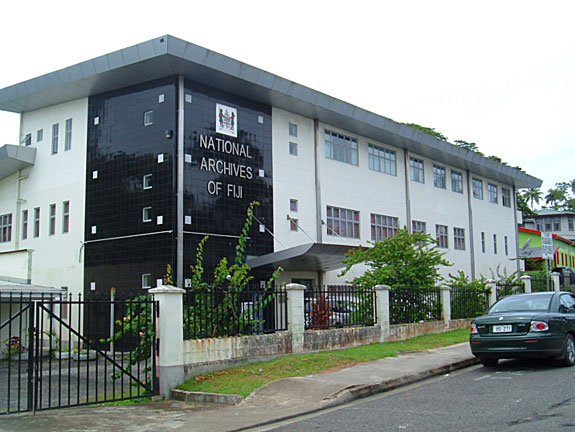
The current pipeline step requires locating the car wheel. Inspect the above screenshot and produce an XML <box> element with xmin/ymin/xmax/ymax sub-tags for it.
<box><xmin>561</xmin><ymin>334</ymin><xmax>575</xmax><ymax>367</ymax></box>
<box><xmin>480</xmin><ymin>356</ymin><xmax>498</xmax><ymax>367</ymax></box>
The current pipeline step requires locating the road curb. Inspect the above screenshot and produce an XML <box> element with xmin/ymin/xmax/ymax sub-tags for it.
<box><xmin>171</xmin><ymin>389</ymin><xmax>243</xmax><ymax>405</ymax></box>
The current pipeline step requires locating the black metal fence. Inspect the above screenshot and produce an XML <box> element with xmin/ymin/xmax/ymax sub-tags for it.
<box><xmin>183</xmin><ymin>285</ymin><xmax>287</xmax><ymax>339</ymax></box>
<box><xmin>389</xmin><ymin>288</ymin><xmax>441</xmax><ymax>325</ymax></box>
<box><xmin>495</xmin><ymin>282</ymin><xmax>524</xmax><ymax>299</ymax></box>
<box><xmin>1</xmin><ymin>293</ymin><xmax>157</xmax><ymax>415</ymax></box>
<box><xmin>531</xmin><ymin>277</ymin><xmax>551</xmax><ymax>292</ymax></box>
<box><xmin>304</xmin><ymin>286</ymin><xmax>376</xmax><ymax>330</ymax></box>
<box><xmin>450</xmin><ymin>288</ymin><xmax>490</xmax><ymax>319</ymax></box>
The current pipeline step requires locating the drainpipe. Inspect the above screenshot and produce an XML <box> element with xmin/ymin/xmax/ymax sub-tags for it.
<box><xmin>466</xmin><ymin>170</ymin><xmax>476</xmax><ymax>280</ymax></box>
<box><xmin>14</xmin><ymin>170</ymin><xmax>27</xmax><ymax>250</ymax></box>
<box><xmin>512</xmin><ymin>185</ymin><xmax>520</xmax><ymax>273</ymax></box>
<box><xmin>313</xmin><ymin>119</ymin><xmax>323</xmax><ymax>287</ymax></box>
<box><xmin>403</xmin><ymin>149</ymin><xmax>411</xmax><ymax>231</ymax></box>
<box><xmin>176</xmin><ymin>75</ymin><xmax>185</xmax><ymax>289</ymax></box>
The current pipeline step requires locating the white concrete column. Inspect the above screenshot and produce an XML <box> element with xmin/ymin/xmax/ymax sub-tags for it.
<box><xmin>439</xmin><ymin>286</ymin><xmax>451</xmax><ymax>325</ymax></box>
<box><xmin>486</xmin><ymin>279</ymin><xmax>497</xmax><ymax>306</ymax></box>
<box><xmin>551</xmin><ymin>272</ymin><xmax>561</xmax><ymax>292</ymax></box>
<box><xmin>286</xmin><ymin>283</ymin><xmax>306</xmax><ymax>353</ymax></box>
<box><xmin>520</xmin><ymin>274</ymin><xmax>532</xmax><ymax>293</ymax></box>
<box><xmin>149</xmin><ymin>285</ymin><xmax>185</xmax><ymax>398</ymax></box>
<box><xmin>375</xmin><ymin>285</ymin><xmax>390</xmax><ymax>343</ymax></box>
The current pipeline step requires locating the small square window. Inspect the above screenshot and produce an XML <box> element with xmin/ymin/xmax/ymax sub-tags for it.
<box><xmin>157</xmin><ymin>215</ymin><xmax>163</xmax><ymax>225</ymax></box>
<box><xmin>290</xmin><ymin>199</ymin><xmax>298</xmax><ymax>212</ymax></box>
<box><xmin>258</xmin><ymin>115</ymin><xmax>264</xmax><ymax>124</ymax></box>
<box><xmin>289</xmin><ymin>123</ymin><xmax>298</xmax><ymax>137</ymax></box>
<box><xmin>144</xmin><ymin>110</ymin><xmax>154</xmax><ymax>126</ymax></box>
<box><xmin>289</xmin><ymin>142</ymin><xmax>298</xmax><ymax>156</ymax></box>
<box><xmin>94</xmin><ymin>116</ymin><xmax>100</xmax><ymax>125</ymax></box>
<box><xmin>92</xmin><ymin>170</ymin><xmax>98</xmax><ymax>179</ymax></box>
<box><xmin>91</xmin><ymin>225</ymin><xmax>97</xmax><ymax>234</ymax></box>
<box><xmin>185</xmin><ymin>215</ymin><xmax>192</xmax><ymax>225</ymax></box>
<box><xmin>158</xmin><ymin>154</ymin><xmax>164</xmax><ymax>163</ymax></box>
<box><xmin>158</xmin><ymin>94</ymin><xmax>165</xmax><ymax>103</ymax></box>
<box><xmin>142</xmin><ymin>274</ymin><xmax>152</xmax><ymax>289</ymax></box>
<box><xmin>143</xmin><ymin>174</ymin><xmax>152</xmax><ymax>190</ymax></box>
<box><xmin>143</xmin><ymin>207</ymin><xmax>152</xmax><ymax>222</ymax></box>
<box><xmin>185</xmin><ymin>94</ymin><xmax>192</xmax><ymax>103</ymax></box>
<box><xmin>90</xmin><ymin>282</ymin><xmax>96</xmax><ymax>291</ymax></box>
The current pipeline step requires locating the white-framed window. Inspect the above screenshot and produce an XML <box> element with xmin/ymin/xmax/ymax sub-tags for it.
<box><xmin>36</xmin><ymin>129</ymin><xmax>43</xmax><ymax>142</ymax></box>
<box><xmin>504</xmin><ymin>236</ymin><xmax>509</xmax><ymax>256</ymax></box>
<box><xmin>64</xmin><ymin>118</ymin><xmax>72</xmax><ymax>151</ymax></box>
<box><xmin>326</xmin><ymin>205</ymin><xmax>360</xmax><ymax>238</ymax></box>
<box><xmin>502</xmin><ymin>187</ymin><xmax>511</xmax><ymax>207</ymax></box>
<box><xmin>409</xmin><ymin>157</ymin><xmax>424</xmax><ymax>183</ymax></box>
<box><xmin>34</xmin><ymin>207</ymin><xmax>40</xmax><ymax>237</ymax></box>
<box><xmin>142</xmin><ymin>274</ymin><xmax>152</xmax><ymax>289</ymax></box>
<box><xmin>0</xmin><ymin>213</ymin><xmax>12</xmax><ymax>243</ymax></box>
<box><xmin>290</xmin><ymin>218</ymin><xmax>298</xmax><ymax>231</ymax></box>
<box><xmin>289</xmin><ymin>142</ymin><xmax>298</xmax><ymax>156</ymax></box>
<box><xmin>436</xmin><ymin>224</ymin><xmax>448</xmax><ymax>248</ymax></box>
<box><xmin>481</xmin><ymin>232</ymin><xmax>486</xmax><ymax>253</ymax></box>
<box><xmin>433</xmin><ymin>165</ymin><xmax>446</xmax><ymax>189</ymax></box>
<box><xmin>368</xmin><ymin>144</ymin><xmax>396</xmax><ymax>176</ymax></box>
<box><xmin>412</xmin><ymin>220</ymin><xmax>426</xmax><ymax>234</ymax></box>
<box><xmin>143</xmin><ymin>207</ymin><xmax>152</xmax><ymax>222</ymax></box>
<box><xmin>488</xmin><ymin>183</ymin><xmax>498</xmax><ymax>204</ymax></box>
<box><xmin>22</xmin><ymin>210</ymin><xmax>28</xmax><ymax>240</ymax></box>
<box><xmin>24</xmin><ymin>133</ymin><xmax>31</xmax><ymax>147</ymax></box>
<box><xmin>325</xmin><ymin>130</ymin><xmax>358</xmax><ymax>166</ymax></box>
<box><xmin>569</xmin><ymin>217</ymin><xmax>574</xmax><ymax>231</ymax></box>
<box><xmin>493</xmin><ymin>234</ymin><xmax>498</xmax><ymax>254</ymax></box>
<box><xmin>451</xmin><ymin>171</ymin><xmax>463</xmax><ymax>193</ymax></box>
<box><xmin>289</xmin><ymin>123</ymin><xmax>297</xmax><ymax>137</ymax></box>
<box><xmin>62</xmin><ymin>201</ymin><xmax>70</xmax><ymax>234</ymax></box>
<box><xmin>454</xmin><ymin>227</ymin><xmax>465</xmax><ymax>250</ymax></box>
<box><xmin>553</xmin><ymin>217</ymin><xmax>561</xmax><ymax>231</ymax></box>
<box><xmin>472</xmin><ymin>178</ymin><xmax>483</xmax><ymax>199</ymax></box>
<box><xmin>49</xmin><ymin>204</ymin><xmax>56</xmax><ymax>236</ymax></box>
<box><xmin>144</xmin><ymin>110</ymin><xmax>154</xmax><ymax>126</ymax></box>
<box><xmin>371</xmin><ymin>213</ymin><xmax>398</xmax><ymax>241</ymax></box>
<box><xmin>143</xmin><ymin>174</ymin><xmax>153</xmax><ymax>190</ymax></box>
<box><xmin>51</xmin><ymin>123</ymin><xmax>59</xmax><ymax>155</ymax></box>
<box><xmin>290</xmin><ymin>199</ymin><xmax>298</xmax><ymax>212</ymax></box>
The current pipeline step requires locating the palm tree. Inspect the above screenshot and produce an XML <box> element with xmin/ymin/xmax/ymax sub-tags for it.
<box><xmin>545</xmin><ymin>188</ymin><xmax>567</xmax><ymax>209</ymax></box>
<box><xmin>522</xmin><ymin>188</ymin><xmax>542</xmax><ymax>210</ymax></box>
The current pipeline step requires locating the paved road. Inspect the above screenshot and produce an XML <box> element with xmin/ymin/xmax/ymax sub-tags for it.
<box><xmin>259</xmin><ymin>359</ymin><xmax>575</xmax><ymax>432</ymax></box>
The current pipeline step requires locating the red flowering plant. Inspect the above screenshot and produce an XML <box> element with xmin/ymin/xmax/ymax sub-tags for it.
<box><xmin>2</xmin><ymin>336</ymin><xmax>26</xmax><ymax>357</ymax></box>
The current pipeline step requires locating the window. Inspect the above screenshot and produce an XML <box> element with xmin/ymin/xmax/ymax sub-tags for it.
<box><xmin>371</xmin><ymin>213</ymin><xmax>398</xmax><ymax>241</ymax></box>
<box><xmin>49</xmin><ymin>204</ymin><xmax>56</xmax><ymax>235</ymax></box>
<box><xmin>0</xmin><ymin>214</ymin><xmax>12</xmax><ymax>243</ymax></box>
<box><xmin>433</xmin><ymin>165</ymin><xmax>446</xmax><ymax>189</ymax></box>
<box><xmin>22</xmin><ymin>210</ymin><xmax>28</xmax><ymax>240</ymax></box>
<box><xmin>504</xmin><ymin>236</ymin><xmax>509</xmax><ymax>256</ymax></box>
<box><xmin>62</xmin><ymin>201</ymin><xmax>70</xmax><ymax>234</ymax></box>
<box><xmin>472</xmin><ymin>178</ymin><xmax>483</xmax><ymax>199</ymax></box>
<box><xmin>34</xmin><ymin>207</ymin><xmax>40</xmax><ymax>237</ymax></box>
<box><xmin>325</xmin><ymin>130</ymin><xmax>358</xmax><ymax>166</ymax></box>
<box><xmin>144</xmin><ymin>110</ymin><xmax>154</xmax><ymax>126</ymax></box>
<box><xmin>454</xmin><ymin>227</ymin><xmax>465</xmax><ymax>250</ymax></box>
<box><xmin>481</xmin><ymin>232</ymin><xmax>486</xmax><ymax>253</ymax></box>
<box><xmin>502</xmin><ymin>188</ymin><xmax>511</xmax><ymax>207</ymax></box>
<box><xmin>569</xmin><ymin>217</ymin><xmax>574</xmax><ymax>231</ymax></box>
<box><xmin>488</xmin><ymin>183</ymin><xmax>498</xmax><ymax>204</ymax></box>
<box><xmin>493</xmin><ymin>234</ymin><xmax>498</xmax><ymax>254</ymax></box>
<box><xmin>142</xmin><ymin>274</ymin><xmax>152</xmax><ymax>289</ymax></box>
<box><xmin>24</xmin><ymin>133</ymin><xmax>31</xmax><ymax>146</ymax></box>
<box><xmin>436</xmin><ymin>224</ymin><xmax>448</xmax><ymax>248</ymax></box>
<box><xmin>143</xmin><ymin>174</ymin><xmax>153</xmax><ymax>190</ymax></box>
<box><xmin>412</xmin><ymin>220</ymin><xmax>426</xmax><ymax>234</ymax></box>
<box><xmin>289</xmin><ymin>142</ymin><xmax>298</xmax><ymax>156</ymax></box>
<box><xmin>36</xmin><ymin>129</ymin><xmax>43</xmax><ymax>142</ymax></box>
<box><xmin>326</xmin><ymin>206</ymin><xmax>359</xmax><ymax>238</ymax></box>
<box><xmin>51</xmin><ymin>123</ymin><xmax>59</xmax><ymax>155</ymax></box>
<box><xmin>544</xmin><ymin>217</ymin><xmax>552</xmax><ymax>232</ymax></box>
<box><xmin>64</xmin><ymin>118</ymin><xmax>72</xmax><ymax>151</ymax></box>
<box><xmin>553</xmin><ymin>217</ymin><xmax>561</xmax><ymax>231</ymax></box>
<box><xmin>290</xmin><ymin>218</ymin><xmax>298</xmax><ymax>231</ymax></box>
<box><xmin>290</xmin><ymin>199</ymin><xmax>298</xmax><ymax>212</ymax></box>
<box><xmin>451</xmin><ymin>171</ymin><xmax>463</xmax><ymax>193</ymax></box>
<box><xmin>368</xmin><ymin>144</ymin><xmax>396</xmax><ymax>176</ymax></box>
<box><xmin>409</xmin><ymin>157</ymin><xmax>424</xmax><ymax>183</ymax></box>
<box><xmin>289</xmin><ymin>123</ymin><xmax>297</xmax><ymax>137</ymax></box>
<box><xmin>143</xmin><ymin>207</ymin><xmax>152</xmax><ymax>222</ymax></box>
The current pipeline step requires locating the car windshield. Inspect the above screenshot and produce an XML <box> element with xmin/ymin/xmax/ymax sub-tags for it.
<box><xmin>490</xmin><ymin>294</ymin><xmax>552</xmax><ymax>313</ymax></box>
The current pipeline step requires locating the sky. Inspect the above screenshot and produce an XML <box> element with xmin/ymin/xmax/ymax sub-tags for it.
<box><xmin>1</xmin><ymin>0</ymin><xmax>573</xmax><ymax>196</ymax></box>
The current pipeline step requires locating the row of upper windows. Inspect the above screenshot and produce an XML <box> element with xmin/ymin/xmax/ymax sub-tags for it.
<box><xmin>537</xmin><ymin>216</ymin><xmax>575</xmax><ymax>232</ymax></box>
<box><xmin>23</xmin><ymin>119</ymin><xmax>73</xmax><ymax>155</ymax></box>
<box><xmin>0</xmin><ymin>202</ymin><xmax>70</xmax><ymax>243</ymax></box>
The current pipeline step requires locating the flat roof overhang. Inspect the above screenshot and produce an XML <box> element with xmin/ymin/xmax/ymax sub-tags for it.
<box><xmin>0</xmin><ymin>144</ymin><xmax>36</xmax><ymax>180</ymax></box>
<box><xmin>0</xmin><ymin>283</ymin><xmax>65</xmax><ymax>299</ymax></box>
<box><xmin>247</xmin><ymin>243</ymin><xmax>361</xmax><ymax>273</ymax></box>
<box><xmin>0</xmin><ymin>35</ymin><xmax>542</xmax><ymax>189</ymax></box>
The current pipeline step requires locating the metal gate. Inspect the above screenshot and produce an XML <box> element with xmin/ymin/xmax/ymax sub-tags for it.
<box><xmin>1</xmin><ymin>293</ymin><xmax>158</xmax><ymax>415</ymax></box>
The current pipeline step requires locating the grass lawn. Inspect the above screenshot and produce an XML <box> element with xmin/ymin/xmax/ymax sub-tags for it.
<box><xmin>177</xmin><ymin>328</ymin><xmax>469</xmax><ymax>398</ymax></box>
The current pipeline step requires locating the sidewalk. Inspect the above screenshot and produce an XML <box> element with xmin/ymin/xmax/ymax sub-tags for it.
<box><xmin>0</xmin><ymin>343</ymin><xmax>478</xmax><ymax>432</ymax></box>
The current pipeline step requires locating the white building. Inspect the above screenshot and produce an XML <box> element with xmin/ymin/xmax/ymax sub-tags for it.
<box><xmin>0</xmin><ymin>35</ymin><xmax>542</xmax><ymax>298</ymax></box>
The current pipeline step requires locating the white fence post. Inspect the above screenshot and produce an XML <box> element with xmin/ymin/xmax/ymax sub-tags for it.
<box><xmin>149</xmin><ymin>285</ymin><xmax>185</xmax><ymax>398</ymax></box>
<box><xmin>375</xmin><ymin>285</ymin><xmax>390</xmax><ymax>343</ymax></box>
<box><xmin>440</xmin><ymin>286</ymin><xmax>451</xmax><ymax>325</ymax></box>
<box><xmin>486</xmin><ymin>279</ymin><xmax>497</xmax><ymax>306</ymax></box>
<box><xmin>521</xmin><ymin>274</ymin><xmax>532</xmax><ymax>293</ymax></box>
<box><xmin>286</xmin><ymin>283</ymin><xmax>306</xmax><ymax>353</ymax></box>
<box><xmin>551</xmin><ymin>272</ymin><xmax>561</xmax><ymax>292</ymax></box>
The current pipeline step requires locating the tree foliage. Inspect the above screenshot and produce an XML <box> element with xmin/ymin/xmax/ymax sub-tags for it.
<box><xmin>404</xmin><ymin>123</ymin><xmax>448</xmax><ymax>141</ymax></box>
<box><xmin>339</xmin><ymin>227</ymin><xmax>451</xmax><ymax>290</ymax></box>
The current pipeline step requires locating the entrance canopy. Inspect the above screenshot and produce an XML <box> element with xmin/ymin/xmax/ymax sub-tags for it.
<box><xmin>0</xmin><ymin>145</ymin><xmax>36</xmax><ymax>180</ymax></box>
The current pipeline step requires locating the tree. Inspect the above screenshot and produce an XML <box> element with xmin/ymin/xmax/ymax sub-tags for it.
<box><xmin>404</xmin><ymin>123</ymin><xmax>448</xmax><ymax>141</ymax></box>
<box><xmin>517</xmin><ymin>192</ymin><xmax>535</xmax><ymax>218</ymax></box>
<box><xmin>545</xmin><ymin>188</ymin><xmax>567</xmax><ymax>209</ymax></box>
<box><xmin>339</xmin><ymin>227</ymin><xmax>451</xmax><ymax>290</ymax></box>
<box><xmin>454</xmin><ymin>140</ymin><xmax>483</xmax><ymax>154</ymax></box>
<box><xmin>522</xmin><ymin>188</ymin><xmax>542</xmax><ymax>210</ymax></box>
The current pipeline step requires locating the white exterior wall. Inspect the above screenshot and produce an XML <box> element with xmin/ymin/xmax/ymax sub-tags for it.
<box><xmin>0</xmin><ymin>98</ymin><xmax>88</xmax><ymax>296</ymax></box>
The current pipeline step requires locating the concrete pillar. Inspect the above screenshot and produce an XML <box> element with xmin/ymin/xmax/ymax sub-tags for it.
<box><xmin>149</xmin><ymin>285</ymin><xmax>185</xmax><ymax>398</ymax></box>
<box><xmin>486</xmin><ymin>279</ymin><xmax>497</xmax><ymax>306</ymax></box>
<box><xmin>439</xmin><ymin>286</ymin><xmax>451</xmax><ymax>325</ymax></box>
<box><xmin>286</xmin><ymin>283</ymin><xmax>306</xmax><ymax>353</ymax></box>
<box><xmin>520</xmin><ymin>274</ymin><xmax>532</xmax><ymax>293</ymax></box>
<box><xmin>375</xmin><ymin>285</ymin><xmax>390</xmax><ymax>343</ymax></box>
<box><xmin>551</xmin><ymin>272</ymin><xmax>561</xmax><ymax>292</ymax></box>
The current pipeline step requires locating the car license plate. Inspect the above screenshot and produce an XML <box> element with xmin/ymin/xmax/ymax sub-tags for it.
<box><xmin>493</xmin><ymin>325</ymin><xmax>512</xmax><ymax>333</ymax></box>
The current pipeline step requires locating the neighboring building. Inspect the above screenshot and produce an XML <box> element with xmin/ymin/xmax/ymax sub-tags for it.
<box><xmin>522</xmin><ymin>209</ymin><xmax>575</xmax><ymax>242</ymax></box>
<box><xmin>518</xmin><ymin>227</ymin><xmax>575</xmax><ymax>269</ymax></box>
<box><xmin>0</xmin><ymin>35</ymin><xmax>542</xmax><ymax>299</ymax></box>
